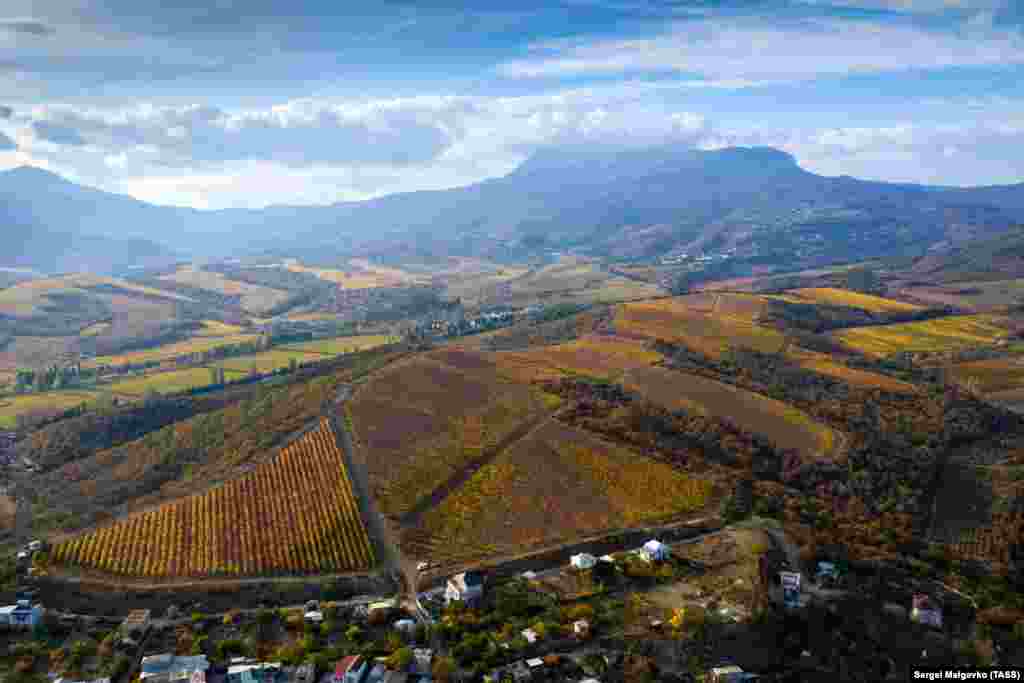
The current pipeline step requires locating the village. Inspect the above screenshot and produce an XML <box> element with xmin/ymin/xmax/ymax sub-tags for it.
<box><xmin>3</xmin><ymin>519</ymin><xmax>1019</xmax><ymax>683</ymax></box>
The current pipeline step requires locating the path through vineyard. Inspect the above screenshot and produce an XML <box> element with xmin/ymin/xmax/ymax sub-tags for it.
<box><xmin>329</xmin><ymin>386</ymin><xmax>415</xmax><ymax>603</ymax></box>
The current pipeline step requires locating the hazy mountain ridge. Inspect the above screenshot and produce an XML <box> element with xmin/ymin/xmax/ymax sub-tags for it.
<box><xmin>4</xmin><ymin>145</ymin><xmax>1024</xmax><ymax>274</ymax></box>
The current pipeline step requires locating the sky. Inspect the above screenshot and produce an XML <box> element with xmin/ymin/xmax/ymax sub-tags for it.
<box><xmin>1</xmin><ymin>0</ymin><xmax>1022</xmax><ymax>209</ymax></box>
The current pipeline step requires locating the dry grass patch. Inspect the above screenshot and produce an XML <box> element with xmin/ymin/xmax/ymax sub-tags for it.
<box><xmin>623</xmin><ymin>365</ymin><xmax>837</xmax><ymax>458</ymax></box>
<box><xmin>285</xmin><ymin>257</ymin><xmax>424</xmax><ymax>289</ymax></box>
<box><xmin>404</xmin><ymin>421</ymin><xmax>712</xmax><ymax>563</ymax></box>
<box><xmin>832</xmin><ymin>314</ymin><xmax>1010</xmax><ymax>357</ymax></box>
<box><xmin>278</xmin><ymin>335</ymin><xmax>399</xmax><ymax>356</ymax></box>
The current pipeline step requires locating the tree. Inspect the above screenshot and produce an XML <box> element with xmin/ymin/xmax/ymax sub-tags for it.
<box><xmin>386</xmin><ymin>646</ymin><xmax>413</xmax><ymax>670</ymax></box>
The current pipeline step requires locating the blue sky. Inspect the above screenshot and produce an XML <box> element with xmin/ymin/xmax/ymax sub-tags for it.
<box><xmin>1</xmin><ymin>0</ymin><xmax>1022</xmax><ymax>208</ymax></box>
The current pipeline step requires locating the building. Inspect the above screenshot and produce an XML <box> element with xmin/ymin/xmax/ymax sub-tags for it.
<box><xmin>393</xmin><ymin>619</ymin><xmax>417</xmax><ymax>635</ymax></box>
<box><xmin>707</xmin><ymin>666</ymin><xmax>746</xmax><ymax>683</ymax></box>
<box><xmin>294</xmin><ymin>666</ymin><xmax>315</xmax><ymax>683</ymax></box>
<box><xmin>570</xmin><ymin>553</ymin><xmax>596</xmax><ymax>570</ymax></box>
<box><xmin>640</xmin><ymin>539</ymin><xmax>670</xmax><ymax>563</ymax></box>
<box><xmin>140</xmin><ymin>655</ymin><xmax>210</xmax><ymax>682</ymax></box>
<box><xmin>225</xmin><ymin>660</ymin><xmax>282</xmax><ymax>683</ymax></box>
<box><xmin>911</xmin><ymin>594</ymin><xmax>943</xmax><ymax>629</ymax></box>
<box><xmin>525</xmin><ymin>658</ymin><xmax>545</xmax><ymax>676</ymax></box>
<box><xmin>521</xmin><ymin>628</ymin><xmax>538</xmax><ymax>644</ymax></box>
<box><xmin>445</xmin><ymin>570</ymin><xmax>485</xmax><ymax>606</ymax></box>
<box><xmin>381</xmin><ymin>673</ymin><xmax>408</xmax><ymax>683</ymax></box>
<box><xmin>0</xmin><ymin>599</ymin><xmax>43</xmax><ymax>629</ymax></box>
<box><xmin>304</xmin><ymin>610</ymin><xmax>323</xmax><ymax>624</ymax></box>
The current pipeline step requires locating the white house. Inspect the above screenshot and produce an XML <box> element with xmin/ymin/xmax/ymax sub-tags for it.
<box><xmin>640</xmin><ymin>539</ymin><xmax>670</xmax><ymax>563</ymax></box>
<box><xmin>445</xmin><ymin>571</ymin><xmax>484</xmax><ymax>606</ymax></box>
<box><xmin>599</xmin><ymin>555</ymin><xmax>615</xmax><ymax>563</ymax></box>
<box><xmin>570</xmin><ymin>553</ymin><xmax>596</xmax><ymax>570</ymax></box>
<box><xmin>521</xmin><ymin>628</ymin><xmax>538</xmax><ymax>644</ymax></box>
<box><xmin>0</xmin><ymin>600</ymin><xmax>42</xmax><ymax>629</ymax></box>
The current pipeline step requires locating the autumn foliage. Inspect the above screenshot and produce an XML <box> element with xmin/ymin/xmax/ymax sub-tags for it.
<box><xmin>52</xmin><ymin>418</ymin><xmax>374</xmax><ymax>577</ymax></box>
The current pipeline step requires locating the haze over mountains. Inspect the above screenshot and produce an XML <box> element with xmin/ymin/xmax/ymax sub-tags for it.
<box><xmin>5</xmin><ymin>144</ymin><xmax>1024</xmax><ymax>274</ymax></box>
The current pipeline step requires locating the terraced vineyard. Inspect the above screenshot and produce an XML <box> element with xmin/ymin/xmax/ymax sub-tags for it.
<box><xmin>769</xmin><ymin>287</ymin><xmax>922</xmax><ymax>313</ymax></box>
<box><xmin>948</xmin><ymin>513</ymin><xmax>1024</xmax><ymax>568</ymax></box>
<box><xmin>51</xmin><ymin>418</ymin><xmax>374</xmax><ymax>577</ymax></box>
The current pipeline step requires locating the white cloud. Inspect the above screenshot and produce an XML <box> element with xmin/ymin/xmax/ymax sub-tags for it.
<box><xmin>497</xmin><ymin>17</ymin><xmax>1024</xmax><ymax>81</ymax></box>
<box><xmin>10</xmin><ymin>82</ymin><xmax>1024</xmax><ymax>208</ymax></box>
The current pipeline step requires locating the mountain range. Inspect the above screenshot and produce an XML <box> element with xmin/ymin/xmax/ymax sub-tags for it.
<box><xmin>3</xmin><ymin>145</ymin><xmax>1023</xmax><ymax>274</ymax></box>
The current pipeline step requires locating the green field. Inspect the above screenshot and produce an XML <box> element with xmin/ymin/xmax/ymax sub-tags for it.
<box><xmin>0</xmin><ymin>390</ymin><xmax>100</xmax><ymax>428</ymax></box>
<box><xmin>107</xmin><ymin>368</ymin><xmax>222</xmax><ymax>397</ymax></box>
<box><xmin>278</xmin><ymin>335</ymin><xmax>399</xmax><ymax>356</ymax></box>
<box><xmin>214</xmin><ymin>349</ymin><xmax>322</xmax><ymax>374</ymax></box>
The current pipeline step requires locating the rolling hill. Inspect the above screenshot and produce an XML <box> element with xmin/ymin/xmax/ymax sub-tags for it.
<box><xmin>5</xmin><ymin>145</ymin><xmax>1024</xmax><ymax>274</ymax></box>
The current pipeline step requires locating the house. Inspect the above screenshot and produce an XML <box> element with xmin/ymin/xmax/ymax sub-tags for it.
<box><xmin>521</xmin><ymin>628</ymin><xmax>538</xmax><ymax>644</ymax></box>
<box><xmin>0</xmin><ymin>599</ymin><xmax>43</xmax><ymax>629</ymax></box>
<box><xmin>140</xmin><ymin>655</ymin><xmax>210</xmax><ymax>682</ymax></box>
<box><xmin>573</xmin><ymin>619</ymin><xmax>590</xmax><ymax>638</ymax></box>
<box><xmin>598</xmin><ymin>555</ymin><xmax>615</xmax><ymax>563</ymax></box>
<box><xmin>304</xmin><ymin>610</ymin><xmax>323</xmax><ymax>624</ymax></box>
<box><xmin>445</xmin><ymin>570</ymin><xmax>485</xmax><ymax>606</ymax></box>
<box><xmin>294</xmin><ymin>666</ymin><xmax>315</xmax><ymax>683</ymax></box>
<box><xmin>381</xmin><ymin>673</ymin><xmax>408</xmax><ymax>683</ymax></box>
<box><xmin>54</xmin><ymin>678</ymin><xmax>111</xmax><ymax>683</ymax></box>
<box><xmin>640</xmin><ymin>539</ymin><xmax>670</xmax><ymax>562</ymax></box>
<box><xmin>707</xmin><ymin>666</ymin><xmax>744</xmax><ymax>683</ymax></box>
<box><xmin>525</xmin><ymin>658</ymin><xmax>545</xmax><ymax>676</ymax></box>
<box><xmin>225</xmin><ymin>661</ymin><xmax>282</xmax><ymax>683</ymax></box>
<box><xmin>570</xmin><ymin>553</ymin><xmax>596</xmax><ymax>570</ymax></box>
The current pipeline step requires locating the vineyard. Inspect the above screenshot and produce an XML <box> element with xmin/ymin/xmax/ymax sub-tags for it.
<box><xmin>832</xmin><ymin>314</ymin><xmax>1011</xmax><ymax>357</ymax></box>
<box><xmin>402</xmin><ymin>421</ymin><xmax>714</xmax><ymax>564</ymax></box>
<box><xmin>768</xmin><ymin>288</ymin><xmax>922</xmax><ymax>314</ymax></box>
<box><xmin>51</xmin><ymin>418</ymin><xmax>374</xmax><ymax>577</ymax></box>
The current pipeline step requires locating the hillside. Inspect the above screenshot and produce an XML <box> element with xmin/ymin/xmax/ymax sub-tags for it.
<box><xmin>6</xmin><ymin>146</ymin><xmax>1024</xmax><ymax>274</ymax></box>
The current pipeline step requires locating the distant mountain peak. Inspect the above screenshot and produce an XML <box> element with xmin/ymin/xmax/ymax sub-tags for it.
<box><xmin>2</xmin><ymin>164</ymin><xmax>70</xmax><ymax>185</ymax></box>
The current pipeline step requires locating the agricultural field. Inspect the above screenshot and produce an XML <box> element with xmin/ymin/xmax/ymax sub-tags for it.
<box><xmin>285</xmin><ymin>257</ymin><xmax>424</xmax><ymax>289</ymax></box>
<box><xmin>787</xmin><ymin>350</ymin><xmax>918</xmax><ymax>394</ymax></box>
<box><xmin>0</xmin><ymin>390</ymin><xmax>99</xmax><ymax>428</ymax></box>
<box><xmin>83</xmin><ymin>332</ymin><xmax>259</xmax><ymax>369</ymax></box>
<box><xmin>491</xmin><ymin>335</ymin><xmax>663</xmax><ymax>383</ymax></box>
<box><xmin>160</xmin><ymin>265</ymin><xmax>290</xmax><ymax>313</ymax></box>
<box><xmin>475</xmin><ymin>256</ymin><xmax>663</xmax><ymax>309</ymax></box>
<box><xmin>950</xmin><ymin>356</ymin><xmax>1024</xmax><ymax>396</ymax></box>
<box><xmin>51</xmin><ymin>419</ymin><xmax>374</xmax><ymax>578</ymax></box>
<box><xmin>106</xmin><ymin>367</ymin><xmax>220</xmax><ymax>397</ymax></box>
<box><xmin>195</xmin><ymin>320</ymin><xmax>246</xmax><ymax>336</ymax></box>
<box><xmin>0</xmin><ymin>274</ymin><xmax>187</xmax><ymax>317</ymax></box>
<box><xmin>214</xmin><ymin>349</ymin><xmax>321</xmax><ymax>375</ymax></box>
<box><xmin>895</xmin><ymin>278</ymin><xmax>1024</xmax><ymax>312</ymax></box>
<box><xmin>278</xmin><ymin>335</ymin><xmax>399</xmax><ymax>356</ymax></box>
<box><xmin>615</xmin><ymin>296</ymin><xmax>787</xmax><ymax>358</ymax></box>
<box><xmin>622</xmin><ymin>365</ymin><xmax>837</xmax><ymax>458</ymax></box>
<box><xmin>768</xmin><ymin>287</ymin><xmax>923</xmax><ymax>314</ymax></box>
<box><xmin>832</xmin><ymin>314</ymin><xmax>1011</xmax><ymax>357</ymax></box>
<box><xmin>346</xmin><ymin>353</ymin><xmax>549</xmax><ymax>519</ymax></box>
<box><xmin>402</xmin><ymin>421</ymin><xmax>713</xmax><ymax>563</ymax></box>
